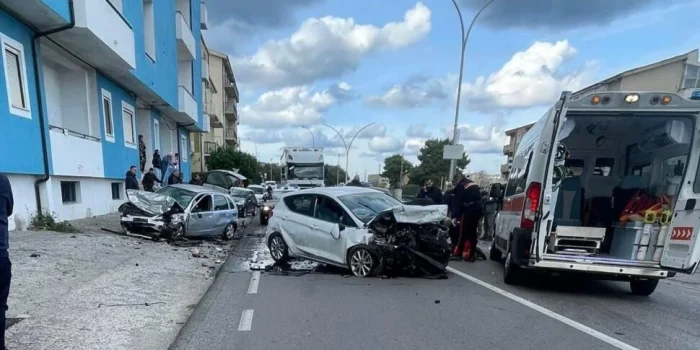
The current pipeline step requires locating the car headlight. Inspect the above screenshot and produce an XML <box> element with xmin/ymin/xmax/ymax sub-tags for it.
<box><xmin>171</xmin><ymin>213</ymin><xmax>185</xmax><ymax>223</ymax></box>
<box><xmin>263</xmin><ymin>205</ymin><xmax>270</xmax><ymax>211</ymax></box>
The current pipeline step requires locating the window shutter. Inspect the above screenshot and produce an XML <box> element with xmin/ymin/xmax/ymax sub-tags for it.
<box><xmin>5</xmin><ymin>48</ymin><xmax>25</xmax><ymax>109</ymax></box>
<box><xmin>103</xmin><ymin>98</ymin><xmax>113</xmax><ymax>135</ymax></box>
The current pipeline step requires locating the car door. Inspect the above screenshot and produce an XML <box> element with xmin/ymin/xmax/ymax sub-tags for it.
<box><xmin>226</xmin><ymin>196</ymin><xmax>239</xmax><ymax>218</ymax></box>
<box><xmin>279</xmin><ymin>194</ymin><xmax>317</xmax><ymax>257</ymax></box>
<box><xmin>308</xmin><ymin>195</ymin><xmax>356</xmax><ymax>265</ymax></box>
<box><xmin>187</xmin><ymin>194</ymin><xmax>215</xmax><ymax>236</ymax></box>
<box><xmin>210</xmin><ymin>194</ymin><xmax>234</xmax><ymax>236</ymax></box>
<box><xmin>203</xmin><ymin>171</ymin><xmax>229</xmax><ymax>194</ymax></box>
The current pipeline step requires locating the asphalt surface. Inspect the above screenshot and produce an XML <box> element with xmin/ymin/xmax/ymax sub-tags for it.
<box><xmin>171</xmin><ymin>220</ymin><xmax>700</xmax><ymax>350</ymax></box>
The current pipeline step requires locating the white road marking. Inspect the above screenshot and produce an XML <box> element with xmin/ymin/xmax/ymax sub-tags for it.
<box><xmin>238</xmin><ymin>309</ymin><xmax>254</xmax><ymax>331</ymax></box>
<box><xmin>446</xmin><ymin>267</ymin><xmax>639</xmax><ymax>350</ymax></box>
<box><xmin>248</xmin><ymin>271</ymin><xmax>261</xmax><ymax>294</ymax></box>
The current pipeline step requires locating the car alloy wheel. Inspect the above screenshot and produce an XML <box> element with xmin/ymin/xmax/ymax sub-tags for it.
<box><xmin>270</xmin><ymin>236</ymin><xmax>285</xmax><ymax>261</ymax></box>
<box><xmin>224</xmin><ymin>223</ymin><xmax>235</xmax><ymax>240</ymax></box>
<box><xmin>350</xmin><ymin>248</ymin><xmax>373</xmax><ymax>277</ymax></box>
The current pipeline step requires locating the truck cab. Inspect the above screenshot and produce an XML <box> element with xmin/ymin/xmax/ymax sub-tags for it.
<box><xmin>492</xmin><ymin>91</ymin><xmax>700</xmax><ymax>296</ymax></box>
<box><xmin>281</xmin><ymin>147</ymin><xmax>325</xmax><ymax>189</ymax></box>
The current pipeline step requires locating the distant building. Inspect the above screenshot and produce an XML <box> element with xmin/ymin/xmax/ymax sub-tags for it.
<box><xmin>501</xmin><ymin>123</ymin><xmax>535</xmax><ymax>179</ymax></box>
<box><xmin>367</xmin><ymin>174</ymin><xmax>390</xmax><ymax>188</ymax></box>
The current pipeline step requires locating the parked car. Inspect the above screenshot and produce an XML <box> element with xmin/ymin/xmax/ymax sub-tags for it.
<box><xmin>247</xmin><ymin>185</ymin><xmax>266</xmax><ymax>203</ymax></box>
<box><xmin>202</xmin><ymin>169</ymin><xmax>247</xmax><ymax>194</ymax></box>
<box><xmin>265</xmin><ymin>187</ymin><xmax>451</xmax><ymax>277</ymax></box>
<box><xmin>118</xmin><ymin>184</ymin><xmax>239</xmax><ymax>240</ymax></box>
<box><xmin>230</xmin><ymin>188</ymin><xmax>258</xmax><ymax>217</ymax></box>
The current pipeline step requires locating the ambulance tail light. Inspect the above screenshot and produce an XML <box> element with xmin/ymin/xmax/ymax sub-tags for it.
<box><xmin>521</xmin><ymin>182</ymin><xmax>541</xmax><ymax>230</ymax></box>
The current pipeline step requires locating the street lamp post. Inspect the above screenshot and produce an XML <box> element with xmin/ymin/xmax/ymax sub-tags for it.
<box><xmin>448</xmin><ymin>0</ymin><xmax>495</xmax><ymax>181</ymax></box>
<box><xmin>301</xmin><ymin>126</ymin><xmax>315</xmax><ymax>147</ymax></box>
<box><xmin>322</xmin><ymin>122</ymin><xmax>376</xmax><ymax>183</ymax></box>
<box><xmin>245</xmin><ymin>137</ymin><xmax>258</xmax><ymax>159</ymax></box>
<box><xmin>336</xmin><ymin>153</ymin><xmax>342</xmax><ymax>185</ymax></box>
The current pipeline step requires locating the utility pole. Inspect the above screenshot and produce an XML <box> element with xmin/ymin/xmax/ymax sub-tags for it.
<box><xmin>448</xmin><ymin>0</ymin><xmax>495</xmax><ymax>181</ymax></box>
<box><xmin>399</xmin><ymin>155</ymin><xmax>404</xmax><ymax>190</ymax></box>
<box><xmin>269</xmin><ymin>158</ymin><xmax>273</xmax><ymax>181</ymax></box>
<box><xmin>336</xmin><ymin>153</ymin><xmax>341</xmax><ymax>185</ymax></box>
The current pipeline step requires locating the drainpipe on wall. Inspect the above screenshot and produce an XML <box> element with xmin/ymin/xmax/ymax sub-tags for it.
<box><xmin>32</xmin><ymin>1</ymin><xmax>76</xmax><ymax>212</ymax></box>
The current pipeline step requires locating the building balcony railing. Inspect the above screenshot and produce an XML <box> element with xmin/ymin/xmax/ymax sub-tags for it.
<box><xmin>177</xmin><ymin>85</ymin><xmax>198</xmax><ymax>124</ymax></box>
<box><xmin>503</xmin><ymin>144</ymin><xmax>514</xmax><ymax>155</ymax></box>
<box><xmin>176</xmin><ymin>11</ymin><xmax>195</xmax><ymax>61</ymax></box>
<box><xmin>224</xmin><ymin>101</ymin><xmax>237</xmax><ymax>117</ymax></box>
<box><xmin>224</xmin><ymin>75</ymin><xmax>237</xmax><ymax>96</ymax></box>
<box><xmin>224</xmin><ymin>128</ymin><xmax>238</xmax><ymax>146</ymax></box>
<box><xmin>203</xmin><ymin>141</ymin><xmax>218</xmax><ymax>155</ymax></box>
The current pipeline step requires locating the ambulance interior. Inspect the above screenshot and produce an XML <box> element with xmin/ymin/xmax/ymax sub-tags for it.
<box><xmin>547</xmin><ymin>113</ymin><xmax>694</xmax><ymax>264</ymax></box>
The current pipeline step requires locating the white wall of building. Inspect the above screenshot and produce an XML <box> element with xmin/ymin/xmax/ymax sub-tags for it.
<box><xmin>50</xmin><ymin>129</ymin><xmax>104</xmax><ymax>177</ymax></box>
<box><xmin>6</xmin><ymin>174</ymin><xmax>37</xmax><ymax>231</ymax></box>
<box><xmin>47</xmin><ymin>176</ymin><xmax>126</xmax><ymax>221</ymax></box>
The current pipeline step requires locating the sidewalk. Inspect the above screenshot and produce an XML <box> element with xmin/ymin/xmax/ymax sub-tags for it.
<box><xmin>6</xmin><ymin>214</ymin><xmax>233</xmax><ymax>350</ymax></box>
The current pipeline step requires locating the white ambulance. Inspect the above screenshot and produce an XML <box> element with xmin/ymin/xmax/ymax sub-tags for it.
<box><xmin>492</xmin><ymin>91</ymin><xmax>700</xmax><ymax>296</ymax></box>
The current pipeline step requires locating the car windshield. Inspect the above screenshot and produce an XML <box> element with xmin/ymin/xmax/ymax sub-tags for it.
<box><xmin>229</xmin><ymin>189</ymin><xmax>249</xmax><ymax>199</ymax></box>
<box><xmin>337</xmin><ymin>192</ymin><xmax>403</xmax><ymax>223</ymax></box>
<box><xmin>249</xmin><ymin>186</ymin><xmax>264</xmax><ymax>194</ymax></box>
<box><xmin>156</xmin><ymin>186</ymin><xmax>196</xmax><ymax>208</ymax></box>
<box><xmin>288</xmin><ymin>165</ymin><xmax>323</xmax><ymax>179</ymax></box>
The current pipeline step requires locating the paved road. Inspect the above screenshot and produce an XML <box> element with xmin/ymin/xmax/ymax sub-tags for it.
<box><xmin>171</xmin><ymin>221</ymin><xmax>700</xmax><ymax>350</ymax></box>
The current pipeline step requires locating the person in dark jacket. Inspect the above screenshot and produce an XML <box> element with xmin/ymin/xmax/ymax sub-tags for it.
<box><xmin>152</xmin><ymin>150</ymin><xmax>162</xmax><ymax>182</ymax></box>
<box><xmin>125</xmin><ymin>166</ymin><xmax>139</xmax><ymax>191</ymax></box>
<box><xmin>189</xmin><ymin>174</ymin><xmax>203</xmax><ymax>185</ymax></box>
<box><xmin>142</xmin><ymin>168</ymin><xmax>161</xmax><ymax>191</ymax></box>
<box><xmin>453</xmin><ymin>175</ymin><xmax>483</xmax><ymax>262</ymax></box>
<box><xmin>168</xmin><ymin>169</ymin><xmax>183</xmax><ymax>185</ymax></box>
<box><xmin>347</xmin><ymin>175</ymin><xmax>363</xmax><ymax>187</ymax></box>
<box><xmin>417</xmin><ymin>179</ymin><xmax>442</xmax><ymax>204</ymax></box>
<box><xmin>0</xmin><ymin>174</ymin><xmax>13</xmax><ymax>348</ymax></box>
<box><xmin>442</xmin><ymin>183</ymin><xmax>459</xmax><ymax>253</ymax></box>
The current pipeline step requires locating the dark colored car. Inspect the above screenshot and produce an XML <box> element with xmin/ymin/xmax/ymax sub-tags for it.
<box><xmin>229</xmin><ymin>188</ymin><xmax>258</xmax><ymax>217</ymax></box>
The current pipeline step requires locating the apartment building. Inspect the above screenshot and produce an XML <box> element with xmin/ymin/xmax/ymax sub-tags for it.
<box><xmin>367</xmin><ymin>174</ymin><xmax>390</xmax><ymax>188</ymax></box>
<box><xmin>191</xmin><ymin>46</ymin><xmax>239</xmax><ymax>173</ymax></box>
<box><xmin>0</xmin><ymin>0</ymin><xmax>209</xmax><ymax>230</ymax></box>
<box><xmin>501</xmin><ymin>123</ymin><xmax>534</xmax><ymax>179</ymax></box>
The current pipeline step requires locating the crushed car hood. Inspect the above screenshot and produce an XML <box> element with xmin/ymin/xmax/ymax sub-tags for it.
<box><xmin>121</xmin><ymin>190</ymin><xmax>181</xmax><ymax>217</ymax></box>
<box><xmin>366</xmin><ymin>204</ymin><xmax>447</xmax><ymax>229</ymax></box>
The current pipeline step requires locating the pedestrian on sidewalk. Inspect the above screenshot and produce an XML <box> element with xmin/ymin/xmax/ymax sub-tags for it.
<box><xmin>168</xmin><ymin>169</ymin><xmax>183</xmax><ymax>185</ymax></box>
<box><xmin>125</xmin><ymin>166</ymin><xmax>139</xmax><ymax>192</ymax></box>
<box><xmin>142</xmin><ymin>168</ymin><xmax>161</xmax><ymax>192</ymax></box>
<box><xmin>138</xmin><ymin>135</ymin><xmax>147</xmax><ymax>173</ymax></box>
<box><xmin>152</xmin><ymin>150</ymin><xmax>162</xmax><ymax>185</ymax></box>
<box><xmin>0</xmin><ymin>174</ymin><xmax>13</xmax><ymax>349</ymax></box>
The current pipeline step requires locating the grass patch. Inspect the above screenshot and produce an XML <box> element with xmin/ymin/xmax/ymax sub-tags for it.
<box><xmin>29</xmin><ymin>211</ymin><xmax>80</xmax><ymax>233</ymax></box>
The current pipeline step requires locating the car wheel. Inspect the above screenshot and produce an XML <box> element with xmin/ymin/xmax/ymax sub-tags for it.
<box><xmin>268</xmin><ymin>233</ymin><xmax>289</xmax><ymax>263</ymax></box>
<box><xmin>168</xmin><ymin>223</ymin><xmax>185</xmax><ymax>241</ymax></box>
<box><xmin>223</xmin><ymin>223</ymin><xmax>236</xmax><ymax>240</ymax></box>
<box><xmin>503</xmin><ymin>243</ymin><xmax>523</xmax><ymax>285</ymax></box>
<box><xmin>630</xmin><ymin>279</ymin><xmax>659</xmax><ymax>296</ymax></box>
<box><xmin>347</xmin><ymin>246</ymin><xmax>378</xmax><ymax>277</ymax></box>
<box><xmin>489</xmin><ymin>238</ymin><xmax>502</xmax><ymax>261</ymax></box>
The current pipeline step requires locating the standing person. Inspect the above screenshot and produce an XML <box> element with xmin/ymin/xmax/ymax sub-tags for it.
<box><xmin>125</xmin><ymin>166</ymin><xmax>139</xmax><ymax>191</ymax></box>
<box><xmin>452</xmin><ymin>174</ymin><xmax>483</xmax><ymax>262</ymax></box>
<box><xmin>347</xmin><ymin>175</ymin><xmax>363</xmax><ymax>187</ymax></box>
<box><xmin>442</xmin><ymin>183</ymin><xmax>459</xmax><ymax>253</ymax></box>
<box><xmin>173</xmin><ymin>153</ymin><xmax>180</xmax><ymax>172</ymax></box>
<box><xmin>160</xmin><ymin>152</ymin><xmax>174</xmax><ymax>183</ymax></box>
<box><xmin>142</xmin><ymin>168</ymin><xmax>161</xmax><ymax>192</ymax></box>
<box><xmin>138</xmin><ymin>135</ymin><xmax>147</xmax><ymax>173</ymax></box>
<box><xmin>0</xmin><ymin>174</ymin><xmax>13</xmax><ymax>348</ymax></box>
<box><xmin>417</xmin><ymin>179</ymin><xmax>443</xmax><ymax>204</ymax></box>
<box><xmin>152</xmin><ymin>150</ymin><xmax>162</xmax><ymax>186</ymax></box>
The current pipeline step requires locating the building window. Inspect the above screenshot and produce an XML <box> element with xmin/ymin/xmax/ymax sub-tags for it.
<box><xmin>61</xmin><ymin>181</ymin><xmax>79</xmax><ymax>204</ymax></box>
<box><xmin>102</xmin><ymin>89</ymin><xmax>114</xmax><ymax>142</ymax></box>
<box><xmin>2</xmin><ymin>34</ymin><xmax>31</xmax><ymax>118</ymax></box>
<box><xmin>123</xmin><ymin>102</ymin><xmax>136</xmax><ymax>148</ymax></box>
<box><xmin>683</xmin><ymin>64</ymin><xmax>700</xmax><ymax>89</ymax></box>
<box><xmin>143</xmin><ymin>0</ymin><xmax>156</xmax><ymax>61</ymax></box>
<box><xmin>181</xmin><ymin>134</ymin><xmax>188</xmax><ymax>161</ymax></box>
<box><xmin>111</xmin><ymin>183</ymin><xmax>122</xmax><ymax>200</ymax></box>
<box><xmin>593</xmin><ymin>158</ymin><xmax>614</xmax><ymax>177</ymax></box>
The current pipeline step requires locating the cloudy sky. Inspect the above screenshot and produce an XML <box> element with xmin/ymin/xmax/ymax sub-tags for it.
<box><xmin>204</xmin><ymin>0</ymin><xmax>700</xmax><ymax>178</ymax></box>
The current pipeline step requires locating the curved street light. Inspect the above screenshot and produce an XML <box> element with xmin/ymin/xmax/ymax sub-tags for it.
<box><xmin>448</xmin><ymin>0</ymin><xmax>495</xmax><ymax>181</ymax></box>
<box><xmin>245</xmin><ymin>137</ymin><xmax>258</xmax><ymax>158</ymax></box>
<box><xmin>300</xmin><ymin>125</ymin><xmax>315</xmax><ymax>147</ymax></box>
<box><xmin>322</xmin><ymin>122</ymin><xmax>376</xmax><ymax>182</ymax></box>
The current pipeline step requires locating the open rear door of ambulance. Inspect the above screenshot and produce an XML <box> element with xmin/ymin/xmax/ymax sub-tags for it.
<box><xmin>533</xmin><ymin>91</ymin><xmax>571</xmax><ymax>261</ymax></box>
<box><xmin>661</xmin><ymin>109</ymin><xmax>700</xmax><ymax>274</ymax></box>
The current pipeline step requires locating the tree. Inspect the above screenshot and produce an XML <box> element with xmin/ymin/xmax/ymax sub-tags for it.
<box><xmin>324</xmin><ymin>165</ymin><xmax>347</xmax><ymax>186</ymax></box>
<box><xmin>382</xmin><ymin>154</ymin><xmax>413</xmax><ymax>189</ymax></box>
<box><xmin>410</xmin><ymin>138</ymin><xmax>469</xmax><ymax>186</ymax></box>
<box><xmin>206</xmin><ymin>147</ymin><xmax>261</xmax><ymax>184</ymax></box>
<box><xmin>258</xmin><ymin>162</ymin><xmax>283</xmax><ymax>182</ymax></box>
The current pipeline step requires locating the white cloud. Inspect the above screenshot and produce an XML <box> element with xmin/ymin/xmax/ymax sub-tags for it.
<box><xmin>442</xmin><ymin>123</ymin><xmax>508</xmax><ymax>155</ymax></box>
<box><xmin>369</xmin><ymin>136</ymin><xmax>405</xmax><ymax>153</ymax></box>
<box><xmin>367</xmin><ymin>40</ymin><xmax>596</xmax><ymax>112</ymax></box>
<box><xmin>406</xmin><ymin>124</ymin><xmax>432</xmax><ymax>138</ymax></box>
<box><xmin>231</xmin><ymin>2</ymin><xmax>431</xmax><ymax>88</ymax></box>
<box><xmin>343</xmin><ymin>124</ymin><xmax>387</xmax><ymax>140</ymax></box>
<box><xmin>404</xmin><ymin>138</ymin><xmax>426</xmax><ymax>155</ymax></box>
<box><xmin>239</xmin><ymin>83</ymin><xmax>353</xmax><ymax>128</ymax></box>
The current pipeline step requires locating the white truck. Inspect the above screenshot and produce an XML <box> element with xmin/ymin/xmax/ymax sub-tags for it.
<box><xmin>280</xmin><ymin>147</ymin><xmax>325</xmax><ymax>189</ymax></box>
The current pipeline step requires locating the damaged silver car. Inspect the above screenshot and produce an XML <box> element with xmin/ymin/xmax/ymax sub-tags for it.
<box><xmin>119</xmin><ymin>184</ymin><xmax>239</xmax><ymax>241</ymax></box>
<box><xmin>265</xmin><ymin>187</ymin><xmax>451</xmax><ymax>277</ymax></box>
